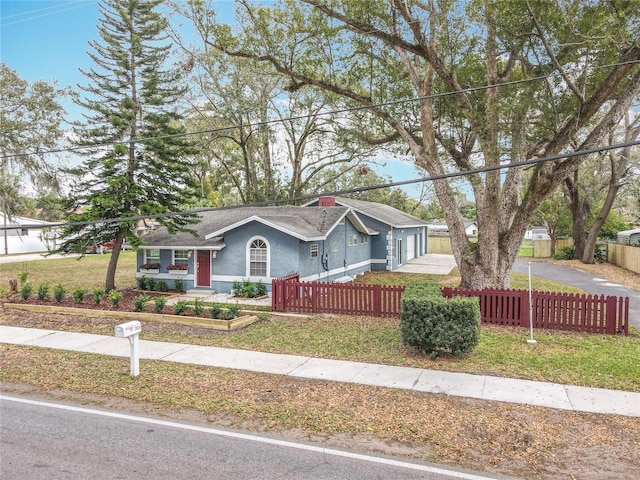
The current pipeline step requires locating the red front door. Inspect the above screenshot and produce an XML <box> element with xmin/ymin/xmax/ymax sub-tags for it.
<box><xmin>197</xmin><ymin>250</ymin><xmax>211</xmax><ymax>287</ymax></box>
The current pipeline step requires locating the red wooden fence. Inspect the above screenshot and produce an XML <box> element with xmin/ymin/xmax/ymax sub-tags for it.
<box><xmin>272</xmin><ymin>275</ymin><xmax>405</xmax><ymax>317</ymax></box>
<box><xmin>441</xmin><ymin>287</ymin><xmax>629</xmax><ymax>335</ymax></box>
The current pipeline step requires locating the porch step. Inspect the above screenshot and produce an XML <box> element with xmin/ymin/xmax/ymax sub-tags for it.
<box><xmin>184</xmin><ymin>289</ymin><xmax>216</xmax><ymax>297</ymax></box>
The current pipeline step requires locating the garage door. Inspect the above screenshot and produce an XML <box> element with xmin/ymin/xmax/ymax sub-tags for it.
<box><xmin>406</xmin><ymin>234</ymin><xmax>416</xmax><ymax>261</ymax></box>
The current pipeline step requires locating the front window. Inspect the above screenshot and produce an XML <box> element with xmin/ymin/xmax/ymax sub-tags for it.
<box><xmin>146</xmin><ymin>249</ymin><xmax>160</xmax><ymax>263</ymax></box>
<box><xmin>310</xmin><ymin>244</ymin><xmax>318</xmax><ymax>258</ymax></box>
<box><xmin>173</xmin><ymin>250</ymin><xmax>189</xmax><ymax>267</ymax></box>
<box><xmin>249</xmin><ymin>238</ymin><xmax>268</xmax><ymax>277</ymax></box>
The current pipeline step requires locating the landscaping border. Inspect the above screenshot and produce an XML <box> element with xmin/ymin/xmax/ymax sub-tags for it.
<box><xmin>4</xmin><ymin>303</ymin><xmax>259</xmax><ymax>332</ymax></box>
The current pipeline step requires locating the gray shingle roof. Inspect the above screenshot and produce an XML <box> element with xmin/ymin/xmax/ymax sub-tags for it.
<box><xmin>141</xmin><ymin>205</ymin><xmax>355</xmax><ymax>248</ymax></box>
<box><xmin>332</xmin><ymin>197</ymin><xmax>429</xmax><ymax>228</ymax></box>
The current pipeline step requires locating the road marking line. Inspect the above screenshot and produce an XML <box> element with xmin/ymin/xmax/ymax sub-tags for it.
<box><xmin>1</xmin><ymin>394</ymin><xmax>508</xmax><ymax>480</ymax></box>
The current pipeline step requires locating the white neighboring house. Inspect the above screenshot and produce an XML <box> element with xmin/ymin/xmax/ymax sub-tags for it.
<box><xmin>0</xmin><ymin>212</ymin><xmax>59</xmax><ymax>255</ymax></box>
<box><xmin>427</xmin><ymin>220</ymin><xmax>478</xmax><ymax>237</ymax></box>
<box><xmin>524</xmin><ymin>227</ymin><xmax>551</xmax><ymax>240</ymax></box>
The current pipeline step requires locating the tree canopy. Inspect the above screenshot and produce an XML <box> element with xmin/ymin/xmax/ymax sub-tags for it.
<box><xmin>60</xmin><ymin>0</ymin><xmax>199</xmax><ymax>291</ymax></box>
<box><xmin>189</xmin><ymin>0</ymin><xmax>640</xmax><ymax>287</ymax></box>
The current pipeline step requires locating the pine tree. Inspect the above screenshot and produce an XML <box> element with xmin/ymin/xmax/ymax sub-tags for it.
<box><xmin>60</xmin><ymin>0</ymin><xmax>199</xmax><ymax>291</ymax></box>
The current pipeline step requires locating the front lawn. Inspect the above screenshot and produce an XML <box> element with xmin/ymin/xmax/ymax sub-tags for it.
<box><xmin>2</xmin><ymin>254</ymin><xmax>638</xmax><ymax>392</ymax></box>
<box><xmin>0</xmin><ymin>252</ymin><xmax>137</xmax><ymax>294</ymax></box>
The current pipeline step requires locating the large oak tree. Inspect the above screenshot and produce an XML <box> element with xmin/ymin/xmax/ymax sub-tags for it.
<box><xmin>188</xmin><ymin>0</ymin><xmax>640</xmax><ymax>288</ymax></box>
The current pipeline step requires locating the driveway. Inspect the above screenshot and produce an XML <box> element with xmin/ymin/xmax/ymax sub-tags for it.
<box><xmin>513</xmin><ymin>259</ymin><xmax>640</xmax><ymax>331</ymax></box>
<box><xmin>396</xmin><ymin>254</ymin><xmax>457</xmax><ymax>274</ymax></box>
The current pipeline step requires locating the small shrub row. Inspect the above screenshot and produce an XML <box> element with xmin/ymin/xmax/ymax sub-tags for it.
<box><xmin>18</xmin><ymin>283</ymin><xmax>128</xmax><ymax>308</ymax></box>
<box><xmin>232</xmin><ymin>279</ymin><xmax>267</xmax><ymax>298</ymax></box>
<box><xmin>137</xmin><ymin>276</ymin><xmax>185</xmax><ymax>293</ymax></box>
<box><xmin>400</xmin><ymin>281</ymin><xmax>480</xmax><ymax>358</ymax></box>
<box><xmin>15</xmin><ymin>283</ymin><xmax>241</xmax><ymax>321</ymax></box>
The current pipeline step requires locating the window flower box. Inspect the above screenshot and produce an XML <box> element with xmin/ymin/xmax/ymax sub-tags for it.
<box><xmin>167</xmin><ymin>264</ymin><xmax>188</xmax><ymax>274</ymax></box>
<box><xmin>140</xmin><ymin>263</ymin><xmax>160</xmax><ymax>274</ymax></box>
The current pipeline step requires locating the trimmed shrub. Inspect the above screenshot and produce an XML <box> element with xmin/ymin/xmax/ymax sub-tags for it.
<box><xmin>37</xmin><ymin>284</ymin><xmax>50</xmax><ymax>301</ymax></box>
<box><xmin>153</xmin><ymin>296</ymin><xmax>166</xmax><ymax>313</ymax></box>
<box><xmin>553</xmin><ymin>245</ymin><xmax>574</xmax><ymax>260</ymax></box>
<box><xmin>192</xmin><ymin>297</ymin><xmax>205</xmax><ymax>315</ymax></box>
<box><xmin>173</xmin><ymin>278</ymin><xmax>185</xmax><ymax>293</ymax></box>
<box><xmin>173</xmin><ymin>299</ymin><xmax>188</xmax><ymax>315</ymax></box>
<box><xmin>255</xmin><ymin>280</ymin><xmax>267</xmax><ymax>297</ymax></box>
<box><xmin>156</xmin><ymin>280</ymin><xmax>169</xmax><ymax>292</ymax></box>
<box><xmin>92</xmin><ymin>287</ymin><xmax>104</xmax><ymax>304</ymax></box>
<box><xmin>72</xmin><ymin>287</ymin><xmax>87</xmax><ymax>304</ymax></box>
<box><xmin>400</xmin><ymin>282</ymin><xmax>480</xmax><ymax>357</ymax></box>
<box><xmin>133</xmin><ymin>294</ymin><xmax>148</xmax><ymax>312</ymax></box>
<box><xmin>137</xmin><ymin>276</ymin><xmax>149</xmax><ymax>290</ymax></box>
<box><xmin>146</xmin><ymin>277</ymin><xmax>157</xmax><ymax>291</ymax></box>
<box><xmin>109</xmin><ymin>289</ymin><xmax>123</xmax><ymax>307</ymax></box>
<box><xmin>232</xmin><ymin>279</ymin><xmax>242</xmax><ymax>296</ymax></box>
<box><xmin>53</xmin><ymin>284</ymin><xmax>66</xmax><ymax>303</ymax></box>
<box><xmin>209</xmin><ymin>304</ymin><xmax>222</xmax><ymax>319</ymax></box>
<box><xmin>20</xmin><ymin>283</ymin><xmax>33</xmax><ymax>300</ymax></box>
<box><xmin>228</xmin><ymin>303</ymin><xmax>240</xmax><ymax>319</ymax></box>
<box><xmin>242</xmin><ymin>281</ymin><xmax>256</xmax><ymax>298</ymax></box>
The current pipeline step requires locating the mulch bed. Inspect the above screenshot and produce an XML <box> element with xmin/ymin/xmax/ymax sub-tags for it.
<box><xmin>5</xmin><ymin>288</ymin><xmax>172</xmax><ymax>312</ymax></box>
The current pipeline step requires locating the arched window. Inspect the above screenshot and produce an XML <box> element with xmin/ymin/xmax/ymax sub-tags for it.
<box><xmin>248</xmin><ymin>238</ymin><xmax>268</xmax><ymax>277</ymax></box>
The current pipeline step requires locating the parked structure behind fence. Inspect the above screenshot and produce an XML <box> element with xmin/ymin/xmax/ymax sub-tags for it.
<box><xmin>441</xmin><ymin>287</ymin><xmax>629</xmax><ymax>335</ymax></box>
<box><xmin>272</xmin><ymin>275</ymin><xmax>405</xmax><ymax>317</ymax></box>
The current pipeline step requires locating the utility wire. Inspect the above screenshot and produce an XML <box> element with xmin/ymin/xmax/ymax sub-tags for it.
<box><xmin>6</xmin><ymin>137</ymin><xmax>639</xmax><ymax>231</ymax></box>
<box><xmin>3</xmin><ymin>58</ymin><xmax>639</xmax><ymax>161</ymax></box>
<box><xmin>0</xmin><ymin>1</ymin><xmax>97</xmax><ymax>28</ymax></box>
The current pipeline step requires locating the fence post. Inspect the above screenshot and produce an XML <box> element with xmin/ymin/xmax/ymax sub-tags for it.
<box><xmin>521</xmin><ymin>290</ymin><xmax>530</xmax><ymax>329</ymax></box>
<box><xmin>604</xmin><ymin>296</ymin><xmax>617</xmax><ymax>335</ymax></box>
<box><xmin>271</xmin><ymin>279</ymin><xmax>280</xmax><ymax>311</ymax></box>
<box><xmin>373</xmin><ymin>285</ymin><xmax>381</xmax><ymax>316</ymax></box>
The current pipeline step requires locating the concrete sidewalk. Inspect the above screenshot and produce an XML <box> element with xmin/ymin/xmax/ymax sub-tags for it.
<box><xmin>2</xmin><ymin>325</ymin><xmax>638</xmax><ymax>417</ymax></box>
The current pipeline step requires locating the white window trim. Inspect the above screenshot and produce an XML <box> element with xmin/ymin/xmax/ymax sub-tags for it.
<box><xmin>246</xmin><ymin>236</ymin><xmax>270</xmax><ymax>279</ymax></box>
<box><xmin>310</xmin><ymin>243</ymin><xmax>318</xmax><ymax>258</ymax></box>
<box><xmin>145</xmin><ymin>249</ymin><xmax>160</xmax><ymax>262</ymax></box>
<box><xmin>173</xmin><ymin>249</ymin><xmax>190</xmax><ymax>266</ymax></box>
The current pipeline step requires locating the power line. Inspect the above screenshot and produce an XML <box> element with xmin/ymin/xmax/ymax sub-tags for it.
<box><xmin>6</xmin><ymin>137</ymin><xmax>639</xmax><ymax>231</ymax></box>
<box><xmin>3</xmin><ymin>59</ymin><xmax>639</xmax><ymax>161</ymax></box>
<box><xmin>0</xmin><ymin>1</ymin><xmax>97</xmax><ymax>28</ymax></box>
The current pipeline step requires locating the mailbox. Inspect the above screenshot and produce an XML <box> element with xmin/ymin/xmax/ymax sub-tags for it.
<box><xmin>115</xmin><ymin>321</ymin><xmax>142</xmax><ymax>376</ymax></box>
<box><xmin>115</xmin><ymin>320</ymin><xmax>142</xmax><ymax>338</ymax></box>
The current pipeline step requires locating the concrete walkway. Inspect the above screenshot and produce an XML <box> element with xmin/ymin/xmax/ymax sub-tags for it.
<box><xmin>2</xmin><ymin>325</ymin><xmax>638</xmax><ymax>418</ymax></box>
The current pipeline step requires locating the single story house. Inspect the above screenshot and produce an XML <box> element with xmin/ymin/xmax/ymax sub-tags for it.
<box><xmin>426</xmin><ymin>220</ymin><xmax>478</xmax><ymax>237</ymax></box>
<box><xmin>0</xmin><ymin>212</ymin><xmax>58</xmax><ymax>255</ymax></box>
<box><xmin>524</xmin><ymin>227</ymin><xmax>551</xmax><ymax>240</ymax></box>
<box><xmin>137</xmin><ymin>196</ymin><xmax>430</xmax><ymax>293</ymax></box>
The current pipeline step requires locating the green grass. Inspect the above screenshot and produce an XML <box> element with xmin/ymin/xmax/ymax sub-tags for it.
<box><xmin>0</xmin><ymin>252</ymin><xmax>138</xmax><ymax>294</ymax></box>
<box><xmin>138</xmin><ymin>316</ymin><xmax>639</xmax><ymax>392</ymax></box>
<box><xmin>2</xmin><ymin>253</ymin><xmax>638</xmax><ymax>391</ymax></box>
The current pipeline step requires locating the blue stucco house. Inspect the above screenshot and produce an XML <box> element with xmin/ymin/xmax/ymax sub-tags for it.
<box><xmin>137</xmin><ymin>196</ymin><xmax>429</xmax><ymax>293</ymax></box>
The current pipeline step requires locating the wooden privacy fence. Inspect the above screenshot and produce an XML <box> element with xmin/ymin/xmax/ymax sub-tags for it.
<box><xmin>441</xmin><ymin>287</ymin><xmax>629</xmax><ymax>335</ymax></box>
<box><xmin>272</xmin><ymin>275</ymin><xmax>405</xmax><ymax>317</ymax></box>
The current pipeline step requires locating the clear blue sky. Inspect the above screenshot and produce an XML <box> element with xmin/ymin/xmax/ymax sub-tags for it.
<box><xmin>0</xmin><ymin>0</ymin><xmax>428</xmax><ymax>198</ymax></box>
<box><xmin>1</xmin><ymin>1</ymin><xmax>100</xmax><ymax>91</ymax></box>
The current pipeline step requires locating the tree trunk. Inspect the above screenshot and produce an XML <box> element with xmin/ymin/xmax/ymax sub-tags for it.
<box><xmin>563</xmin><ymin>173</ymin><xmax>588</xmax><ymax>260</ymax></box>
<box><xmin>105</xmin><ymin>232</ymin><xmax>124</xmax><ymax>292</ymax></box>
<box><xmin>581</xmin><ymin>121</ymin><xmax>639</xmax><ymax>263</ymax></box>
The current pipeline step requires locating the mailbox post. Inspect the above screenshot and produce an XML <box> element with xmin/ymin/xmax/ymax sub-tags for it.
<box><xmin>115</xmin><ymin>321</ymin><xmax>142</xmax><ymax>376</ymax></box>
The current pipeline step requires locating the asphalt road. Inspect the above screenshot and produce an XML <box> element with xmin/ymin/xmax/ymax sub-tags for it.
<box><xmin>0</xmin><ymin>395</ymin><xmax>510</xmax><ymax>480</ymax></box>
<box><xmin>513</xmin><ymin>260</ymin><xmax>640</xmax><ymax>331</ymax></box>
